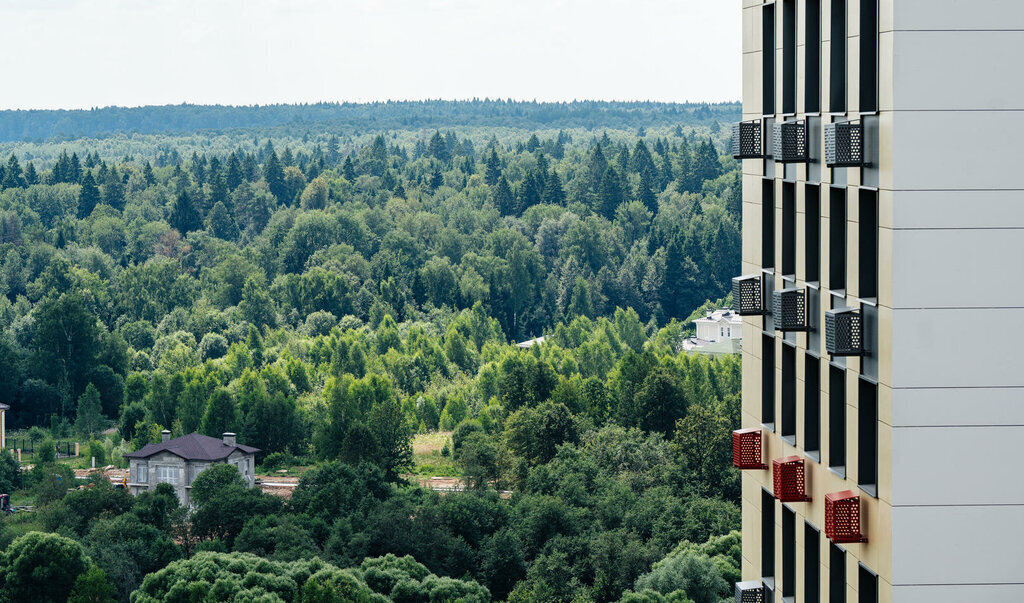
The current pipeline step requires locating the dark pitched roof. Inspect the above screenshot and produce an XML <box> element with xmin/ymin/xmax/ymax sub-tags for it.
<box><xmin>0</xmin><ymin>403</ymin><xmax>9</xmax><ymax>410</ymax></box>
<box><xmin>124</xmin><ymin>433</ymin><xmax>259</xmax><ymax>461</ymax></box>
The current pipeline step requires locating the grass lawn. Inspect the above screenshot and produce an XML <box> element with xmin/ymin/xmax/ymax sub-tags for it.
<box><xmin>411</xmin><ymin>431</ymin><xmax>460</xmax><ymax>477</ymax></box>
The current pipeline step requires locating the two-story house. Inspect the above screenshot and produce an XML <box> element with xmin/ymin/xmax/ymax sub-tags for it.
<box><xmin>124</xmin><ymin>431</ymin><xmax>259</xmax><ymax>506</ymax></box>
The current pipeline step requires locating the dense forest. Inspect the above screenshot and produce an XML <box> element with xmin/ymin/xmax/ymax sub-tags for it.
<box><xmin>0</xmin><ymin>101</ymin><xmax>744</xmax><ymax>603</ymax></box>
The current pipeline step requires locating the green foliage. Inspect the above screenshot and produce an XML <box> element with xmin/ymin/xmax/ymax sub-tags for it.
<box><xmin>0</xmin><ymin>532</ymin><xmax>91</xmax><ymax>603</ymax></box>
<box><xmin>68</xmin><ymin>564</ymin><xmax>117</xmax><ymax>603</ymax></box>
<box><xmin>0</xmin><ymin>450</ymin><xmax>21</xmax><ymax>494</ymax></box>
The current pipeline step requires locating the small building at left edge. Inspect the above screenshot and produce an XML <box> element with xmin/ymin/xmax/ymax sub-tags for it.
<box><xmin>0</xmin><ymin>403</ymin><xmax>8</xmax><ymax>451</ymax></box>
<box><xmin>124</xmin><ymin>431</ymin><xmax>259</xmax><ymax>507</ymax></box>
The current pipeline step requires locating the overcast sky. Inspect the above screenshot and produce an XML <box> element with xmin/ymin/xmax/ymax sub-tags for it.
<box><xmin>0</xmin><ymin>0</ymin><xmax>741</xmax><ymax>110</ymax></box>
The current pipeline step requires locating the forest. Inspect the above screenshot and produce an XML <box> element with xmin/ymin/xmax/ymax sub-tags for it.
<box><xmin>0</xmin><ymin>101</ymin><xmax>744</xmax><ymax>603</ymax></box>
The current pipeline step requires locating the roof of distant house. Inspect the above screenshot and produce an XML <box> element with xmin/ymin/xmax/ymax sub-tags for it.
<box><xmin>693</xmin><ymin>308</ymin><xmax>742</xmax><ymax>325</ymax></box>
<box><xmin>0</xmin><ymin>403</ymin><xmax>8</xmax><ymax>410</ymax></box>
<box><xmin>124</xmin><ymin>432</ymin><xmax>259</xmax><ymax>461</ymax></box>
<box><xmin>516</xmin><ymin>336</ymin><xmax>546</xmax><ymax>349</ymax></box>
<box><xmin>682</xmin><ymin>337</ymin><xmax>742</xmax><ymax>356</ymax></box>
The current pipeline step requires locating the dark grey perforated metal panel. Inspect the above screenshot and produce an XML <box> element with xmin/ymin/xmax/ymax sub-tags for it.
<box><xmin>773</xmin><ymin>288</ymin><xmax>808</xmax><ymax>331</ymax></box>
<box><xmin>825</xmin><ymin>307</ymin><xmax>864</xmax><ymax>356</ymax></box>
<box><xmin>773</xmin><ymin>120</ymin><xmax>808</xmax><ymax>163</ymax></box>
<box><xmin>733</xmin><ymin>274</ymin><xmax>765</xmax><ymax>316</ymax></box>
<box><xmin>732</xmin><ymin>121</ymin><xmax>763</xmax><ymax>159</ymax></box>
<box><xmin>824</xmin><ymin>121</ymin><xmax>863</xmax><ymax>167</ymax></box>
<box><xmin>735</xmin><ymin>581</ymin><xmax>766</xmax><ymax>603</ymax></box>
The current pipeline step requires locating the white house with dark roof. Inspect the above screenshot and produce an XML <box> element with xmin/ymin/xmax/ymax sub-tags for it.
<box><xmin>124</xmin><ymin>431</ymin><xmax>259</xmax><ymax>506</ymax></box>
<box><xmin>0</xmin><ymin>403</ymin><xmax>8</xmax><ymax>451</ymax></box>
<box><xmin>692</xmin><ymin>308</ymin><xmax>742</xmax><ymax>342</ymax></box>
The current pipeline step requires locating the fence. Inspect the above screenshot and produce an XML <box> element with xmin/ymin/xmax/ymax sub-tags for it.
<box><xmin>4</xmin><ymin>440</ymin><xmax>78</xmax><ymax>460</ymax></box>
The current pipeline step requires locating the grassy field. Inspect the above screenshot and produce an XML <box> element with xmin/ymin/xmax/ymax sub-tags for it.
<box><xmin>411</xmin><ymin>431</ymin><xmax>460</xmax><ymax>478</ymax></box>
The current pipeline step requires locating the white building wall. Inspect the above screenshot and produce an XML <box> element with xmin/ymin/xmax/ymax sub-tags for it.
<box><xmin>888</xmin><ymin>4</ymin><xmax>1024</xmax><ymax>595</ymax></box>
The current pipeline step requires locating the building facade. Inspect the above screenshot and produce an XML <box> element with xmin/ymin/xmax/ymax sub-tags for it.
<box><xmin>735</xmin><ymin>1</ymin><xmax>1024</xmax><ymax>601</ymax></box>
<box><xmin>124</xmin><ymin>431</ymin><xmax>258</xmax><ymax>507</ymax></box>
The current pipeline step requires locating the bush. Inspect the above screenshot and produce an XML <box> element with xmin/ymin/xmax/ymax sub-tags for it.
<box><xmin>197</xmin><ymin>333</ymin><xmax>229</xmax><ymax>360</ymax></box>
<box><xmin>0</xmin><ymin>532</ymin><xmax>91</xmax><ymax>603</ymax></box>
<box><xmin>88</xmin><ymin>440</ymin><xmax>106</xmax><ymax>466</ymax></box>
<box><xmin>0</xmin><ymin>451</ymin><xmax>21</xmax><ymax>494</ymax></box>
<box><xmin>259</xmin><ymin>451</ymin><xmax>297</xmax><ymax>472</ymax></box>
<box><xmin>34</xmin><ymin>438</ymin><xmax>56</xmax><ymax>465</ymax></box>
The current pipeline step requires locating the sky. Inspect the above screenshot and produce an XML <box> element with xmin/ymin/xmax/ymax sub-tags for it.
<box><xmin>0</xmin><ymin>0</ymin><xmax>741</xmax><ymax>110</ymax></box>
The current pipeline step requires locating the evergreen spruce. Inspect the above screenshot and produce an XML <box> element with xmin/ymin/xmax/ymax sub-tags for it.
<box><xmin>77</xmin><ymin>172</ymin><xmax>100</xmax><ymax>219</ymax></box>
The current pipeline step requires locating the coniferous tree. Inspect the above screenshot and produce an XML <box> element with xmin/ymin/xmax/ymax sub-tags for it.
<box><xmin>326</xmin><ymin>135</ymin><xmax>340</xmax><ymax>163</ymax></box>
<box><xmin>69</xmin><ymin>152</ymin><xmax>82</xmax><ymax>182</ymax></box>
<box><xmin>77</xmin><ymin>172</ymin><xmax>100</xmax><ymax>218</ymax></box>
<box><xmin>2</xmin><ymin>155</ymin><xmax>24</xmax><ymax>189</ymax></box>
<box><xmin>427</xmin><ymin>131</ymin><xmax>449</xmax><ymax>163</ymax></box>
<box><xmin>484</xmin><ymin>149</ymin><xmax>502</xmax><ymax>186</ymax></box>
<box><xmin>142</xmin><ymin>161</ymin><xmax>156</xmax><ymax>186</ymax></box>
<box><xmin>206</xmin><ymin>201</ymin><xmax>239</xmax><ymax>240</ymax></box>
<box><xmin>263</xmin><ymin>151</ymin><xmax>286</xmax><ymax>203</ymax></box>
<box><xmin>635</xmin><ymin>168</ymin><xmax>658</xmax><ymax>214</ymax></box>
<box><xmin>102</xmin><ymin>172</ymin><xmax>126</xmax><ymax>211</ymax></box>
<box><xmin>225</xmin><ymin>153</ymin><xmax>242</xmax><ymax>189</ymax></box>
<box><xmin>543</xmin><ymin>171</ymin><xmax>566</xmax><ymax>206</ymax></box>
<box><xmin>588</xmin><ymin>144</ymin><xmax>608</xmax><ymax>194</ymax></box>
<box><xmin>24</xmin><ymin>162</ymin><xmax>38</xmax><ymax>185</ymax></box>
<box><xmin>493</xmin><ymin>176</ymin><xmax>516</xmax><ymax>216</ymax></box>
<box><xmin>629</xmin><ymin>140</ymin><xmax>656</xmax><ymax>176</ymax></box>
<box><xmin>169</xmin><ymin>188</ymin><xmax>202</xmax><ymax>234</ymax></box>
<box><xmin>342</xmin><ymin>156</ymin><xmax>356</xmax><ymax>181</ymax></box>
<box><xmin>598</xmin><ymin>167</ymin><xmax>625</xmax><ymax>219</ymax></box>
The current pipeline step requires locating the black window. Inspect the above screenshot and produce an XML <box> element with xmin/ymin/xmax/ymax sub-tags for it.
<box><xmin>830</xmin><ymin>544</ymin><xmax>846</xmax><ymax>603</ymax></box>
<box><xmin>858</xmin><ymin>564</ymin><xmax>878</xmax><ymax>603</ymax></box>
<box><xmin>763</xmin><ymin>334</ymin><xmax>776</xmax><ymax>425</ymax></box>
<box><xmin>764</xmin><ymin>4</ymin><xmax>776</xmax><ymax>115</ymax></box>
<box><xmin>829</xmin><ymin>365</ymin><xmax>846</xmax><ymax>472</ymax></box>
<box><xmin>782</xmin><ymin>506</ymin><xmax>796</xmax><ymax>597</ymax></box>
<box><xmin>830</xmin><ymin>0</ymin><xmax>847</xmax><ymax>113</ymax></box>
<box><xmin>806</xmin><ymin>523</ymin><xmax>821</xmax><ymax>603</ymax></box>
<box><xmin>782</xmin><ymin>343</ymin><xmax>796</xmax><ymax>441</ymax></box>
<box><xmin>858</xmin><ymin>378</ymin><xmax>878</xmax><ymax>491</ymax></box>
<box><xmin>782</xmin><ymin>182</ymin><xmax>796</xmax><ymax>276</ymax></box>
<box><xmin>806</xmin><ymin>185</ymin><xmax>821</xmax><ymax>282</ymax></box>
<box><xmin>764</xmin><ymin>179</ymin><xmax>776</xmax><ymax>269</ymax></box>
<box><xmin>782</xmin><ymin>0</ymin><xmax>797</xmax><ymax>114</ymax></box>
<box><xmin>860</xmin><ymin>0</ymin><xmax>878</xmax><ymax>113</ymax></box>
<box><xmin>858</xmin><ymin>189</ymin><xmax>878</xmax><ymax>299</ymax></box>
<box><xmin>806</xmin><ymin>0</ymin><xmax>822</xmax><ymax>113</ymax></box>
<box><xmin>805</xmin><ymin>353</ymin><xmax>821</xmax><ymax>455</ymax></box>
<box><xmin>829</xmin><ymin>188</ymin><xmax>846</xmax><ymax>291</ymax></box>
<box><xmin>763</xmin><ymin>489</ymin><xmax>776</xmax><ymax>580</ymax></box>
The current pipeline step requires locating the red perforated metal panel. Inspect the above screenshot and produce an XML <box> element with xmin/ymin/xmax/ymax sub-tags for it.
<box><xmin>732</xmin><ymin>428</ymin><xmax>767</xmax><ymax>470</ymax></box>
<box><xmin>825</xmin><ymin>490</ymin><xmax>866</xmax><ymax>543</ymax></box>
<box><xmin>773</xmin><ymin>455</ymin><xmax>810</xmax><ymax>502</ymax></box>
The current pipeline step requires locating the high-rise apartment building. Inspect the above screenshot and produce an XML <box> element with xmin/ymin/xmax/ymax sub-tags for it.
<box><xmin>734</xmin><ymin>1</ymin><xmax>1024</xmax><ymax>601</ymax></box>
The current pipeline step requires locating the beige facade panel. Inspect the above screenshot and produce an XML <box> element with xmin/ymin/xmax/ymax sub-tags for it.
<box><xmin>892</xmin><ymin>387</ymin><xmax>1024</xmax><ymax>427</ymax></box>
<box><xmin>890</xmin><ymin>190</ymin><xmax>1024</xmax><ymax>230</ymax></box>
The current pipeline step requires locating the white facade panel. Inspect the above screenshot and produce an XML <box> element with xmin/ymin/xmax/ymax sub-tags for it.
<box><xmin>893</xmin><ymin>31</ymin><xmax>1024</xmax><ymax>111</ymax></box>
<box><xmin>890</xmin><ymin>111</ymin><xmax>1024</xmax><ymax>191</ymax></box>
<box><xmin>891</xmin><ymin>190</ymin><xmax>1024</xmax><ymax>230</ymax></box>
<box><xmin>892</xmin><ymin>387</ymin><xmax>1024</xmax><ymax>427</ymax></box>
<box><xmin>893</xmin><ymin>506</ymin><xmax>1024</xmax><ymax>585</ymax></box>
<box><xmin>892</xmin><ymin>426</ymin><xmax>1024</xmax><ymax>506</ymax></box>
<box><xmin>891</xmin><ymin>308</ymin><xmax>1024</xmax><ymax>388</ymax></box>
<box><xmin>893</xmin><ymin>0</ymin><xmax>1024</xmax><ymax>31</ymax></box>
<box><xmin>890</xmin><ymin>228</ymin><xmax>1024</xmax><ymax>309</ymax></box>
<box><xmin>893</xmin><ymin>585</ymin><xmax>1024</xmax><ymax>603</ymax></box>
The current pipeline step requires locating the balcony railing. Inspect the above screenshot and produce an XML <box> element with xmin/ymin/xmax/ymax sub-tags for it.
<box><xmin>773</xmin><ymin>120</ymin><xmax>808</xmax><ymax>163</ymax></box>
<box><xmin>772</xmin><ymin>288</ymin><xmax>809</xmax><ymax>332</ymax></box>
<box><xmin>825</xmin><ymin>490</ymin><xmax>867</xmax><ymax>543</ymax></box>
<box><xmin>824</xmin><ymin>121</ymin><xmax>863</xmax><ymax>167</ymax></box>
<box><xmin>732</xmin><ymin>428</ymin><xmax>767</xmax><ymax>470</ymax></box>
<box><xmin>732</xmin><ymin>274</ymin><xmax>767</xmax><ymax>316</ymax></box>
<box><xmin>773</xmin><ymin>456</ymin><xmax>811</xmax><ymax>502</ymax></box>
<box><xmin>825</xmin><ymin>307</ymin><xmax>863</xmax><ymax>356</ymax></box>
<box><xmin>732</xmin><ymin>120</ymin><xmax>763</xmax><ymax>159</ymax></box>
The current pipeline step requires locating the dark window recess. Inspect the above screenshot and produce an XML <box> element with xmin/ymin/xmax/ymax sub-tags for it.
<box><xmin>829</xmin><ymin>365</ymin><xmax>846</xmax><ymax>470</ymax></box>
<box><xmin>860</xmin><ymin>0</ymin><xmax>878</xmax><ymax>113</ymax></box>
<box><xmin>805</xmin><ymin>353</ymin><xmax>821</xmax><ymax>454</ymax></box>
<box><xmin>858</xmin><ymin>565</ymin><xmax>878</xmax><ymax>603</ymax></box>
<box><xmin>806</xmin><ymin>524</ymin><xmax>821</xmax><ymax>603</ymax></box>
<box><xmin>782</xmin><ymin>0</ymin><xmax>797</xmax><ymax>114</ymax></box>
<box><xmin>763</xmin><ymin>180</ymin><xmax>775</xmax><ymax>269</ymax></box>
<box><xmin>858</xmin><ymin>379</ymin><xmax>878</xmax><ymax>490</ymax></box>
<box><xmin>829</xmin><ymin>0</ymin><xmax>846</xmax><ymax>113</ymax></box>
<box><xmin>829</xmin><ymin>544</ymin><xmax>846</xmax><ymax>603</ymax></box>
<box><xmin>782</xmin><ymin>506</ymin><xmax>796</xmax><ymax>598</ymax></box>
<box><xmin>806</xmin><ymin>185</ymin><xmax>821</xmax><ymax>282</ymax></box>
<box><xmin>782</xmin><ymin>344</ymin><xmax>796</xmax><ymax>439</ymax></box>
<box><xmin>829</xmin><ymin>188</ymin><xmax>846</xmax><ymax>290</ymax></box>
<box><xmin>763</xmin><ymin>334</ymin><xmax>776</xmax><ymax>425</ymax></box>
<box><xmin>764</xmin><ymin>4</ymin><xmax>776</xmax><ymax>115</ymax></box>
<box><xmin>782</xmin><ymin>183</ymin><xmax>796</xmax><ymax>275</ymax></box>
<box><xmin>806</xmin><ymin>0</ymin><xmax>822</xmax><ymax>113</ymax></box>
<box><xmin>858</xmin><ymin>190</ymin><xmax>878</xmax><ymax>299</ymax></box>
<box><xmin>762</xmin><ymin>489</ymin><xmax>776</xmax><ymax>580</ymax></box>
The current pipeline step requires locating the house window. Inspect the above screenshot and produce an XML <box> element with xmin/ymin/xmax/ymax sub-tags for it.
<box><xmin>830</xmin><ymin>544</ymin><xmax>846</xmax><ymax>603</ymax></box>
<box><xmin>858</xmin><ymin>564</ymin><xmax>878</xmax><ymax>603</ymax></box>
<box><xmin>763</xmin><ymin>334</ymin><xmax>776</xmax><ymax>426</ymax></box>
<box><xmin>782</xmin><ymin>343</ymin><xmax>797</xmax><ymax>441</ymax></box>
<box><xmin>858</xmin><ymin>378</ymin><xmax>878</xmax><ymax>493</ymax></box>
<box><xmin>782</xmin><ymin>505</ymin><xmax>796</xmax><ymax>598</ymax></box>
<box><xmin>829</xmin><ymin>365</ymin><xmax>846</xmax><ymax>473</ymax></box>
<box><xmin>135</xmin><ymin>463</ymin><xmax>148</xmax><ymax>483</ymax></box>
<box><xmin>806</xmin><ymin>523</ymin><xmax>821</xmax><ymax>603</ymax></box>
<box><xmin>829</xmin><ymin>188</ymin><xmax>847</xmax><ymax>291</ymax></box>
<box><xmin>805</xmin><ymin>353</ymin><xmax>821</xmax><ymax>456</ymax></box>
<box><xmin>721</xmin><ymin>327</ymin><xmax>725</xmax><ymax>337</ymax></box>
<box><xmin>762</xmin><ymin>489</ymin><xmax>776</xmax><ymax>581</ymax></box>
<box><xmin>830</xmin><ymin>0</ymin><xmax>847</xmax><ymax>113</ymax></box>
<box><xmin>157</xmin><ymin>466</ymin><xmax>179</xmax><ymax>485</ymax></box>
<box><xmin>806</xmin><ymin>0</ymin><xmax>822</xmax><ymax>114</ymax></box>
